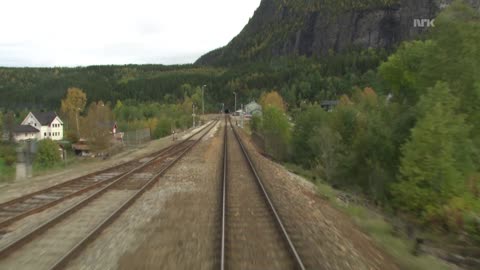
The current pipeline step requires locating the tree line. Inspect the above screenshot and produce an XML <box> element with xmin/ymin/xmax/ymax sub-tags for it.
<box><xmin>251</xmin><ymin>1</ymin><xmax>479</xmax><ymax>241</ymax></box>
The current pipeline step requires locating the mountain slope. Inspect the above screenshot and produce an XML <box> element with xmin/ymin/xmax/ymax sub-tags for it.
<box><xmin>196</xmin><ymin>0</ymin><xmax>480</xmax><ymax>65</ymax></box>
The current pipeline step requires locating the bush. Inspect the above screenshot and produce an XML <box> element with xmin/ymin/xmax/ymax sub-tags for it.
<box><xmin>250</xmin><ymin>115</ymin><xmax>262</xmax><ymax>132</ymax></box>
<box><xmin>153</xmin><ymin>118</ymin><xmax>172</xmax><ymax>139</ymax></box>
<box><xmin>35</xmin><ymin>139</ymin><xmax>61</xmax><ymax>168</ymax></box>
<box><xmin>0</xmin><ymin>143</ymin><xmax>16</xmax><ymax>166</ymax></box>
<box><xmin>261</xmin><ymin>106</ymin><xmax>291</xmax><ymax>160</ymax></box>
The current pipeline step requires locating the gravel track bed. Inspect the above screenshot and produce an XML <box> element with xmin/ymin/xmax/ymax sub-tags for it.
<box><xmin>225</xmin><ymin>125</ymin><xmax>294</xmax><ymax>270</ymax></box>
<box><xmin>0</xmin><ymin>124</ymin><xmax>211</xmax><ymax>204</ymax></box>
<box><xmin>0</xmin><ymin>135</ymin><xmax>202</xmax><ymax>244</ymax></box>
<box><xmin>0</xmin><ymin>189</ymin><xmax>98</xmax><ymax>244</ymax></box>
<box><xmin>65</xmin><ymin>122</ymin><xmax>222</xmax><ymax>270</ymax></box>
<box><xmin>236</xmin><ymin>128</ymin><xmax>399</xmax><ymax>270</ymax></box>
<box><xmin>0</xmin><ymin>190</ymin><xmax>134</xmax><ymax>270</ymax></box>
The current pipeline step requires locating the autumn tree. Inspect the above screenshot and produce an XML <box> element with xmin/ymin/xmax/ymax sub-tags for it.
<box><xmin>259</xmin><ymin>91</ymin><xmax>286</xmax><ymax>112</ymax></box>
<box><xmin>81</xmin><ymin>101</ymin><xmax>114</xmax><ymax>152</ymax></box>
<box><xmin>60</xmin><ymin>88</ymin><xmax>87</xmax><ymax>140</ymax></box>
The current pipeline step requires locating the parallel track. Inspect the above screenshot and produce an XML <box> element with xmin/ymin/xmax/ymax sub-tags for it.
<box><xmin>0</xmin><ymin>120</ymin><xmax>218</xmax><ymax>270</ymax></box>
<box><xmin>220</xmin><ymin>118</ymin><xmax>305</xmax><ymax>270</ymax></box>
<box><xmin>0</xmin><ymin>124</ymin><xmax>211</xmax><ymax>230</ymax></box>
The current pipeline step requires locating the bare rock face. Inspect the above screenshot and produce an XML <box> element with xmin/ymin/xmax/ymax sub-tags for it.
<box><xmin>293</xmin><ymin>0</ymin><xmax>479</xmax><ymax>56</ymax></box>
<box><xmin>196</xmin><ymin>0</ymin><xmax>480</xmax><ymax>65</ymax></box>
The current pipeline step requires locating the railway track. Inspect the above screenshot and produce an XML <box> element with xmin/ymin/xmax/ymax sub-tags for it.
<box><xmin>0</xmin><ymin>120</ymin><xmax>218</xmax><ymax>270</ymax></box>
<box><xmin>220</xmin><ymin>118</ymin><xmax>305</xmax><ymax>270</ymax></box>
<box><xmin>0</xmin><ymin>123</ymin><xmax>212</xmax><ymax>231</ymax></box>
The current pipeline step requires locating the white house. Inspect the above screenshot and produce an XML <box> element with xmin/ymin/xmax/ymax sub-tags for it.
<box><xmin>245</xmin><ymin>101</ymin><xmax>263</xmax><ymax>116</ymax></box>
<box><xmin>13</xmin><ymin>112</ymin><xmax>63</xmax><ymax>142</ymax></box>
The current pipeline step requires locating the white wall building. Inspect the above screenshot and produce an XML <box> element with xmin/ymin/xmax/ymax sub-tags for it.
<box><xmin>13</xmin><ymin>112</ymin><xmax>63</xmax><ymax>142</ymax></box>
<box><xmin>245</xmin><ymin>101</ymin><xmax>262</xmax><ymax>116</ymax></box>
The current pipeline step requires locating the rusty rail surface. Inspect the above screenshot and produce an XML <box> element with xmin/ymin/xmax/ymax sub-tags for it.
<box><xmin>221</xmin><ymin>117</ymin><xmax>306</xmax><ymax>270</ymax></box>
<box><xmin>220</xmin><ymin>116</ymin><xmax>227</xmax><ymax>270</ymax></box>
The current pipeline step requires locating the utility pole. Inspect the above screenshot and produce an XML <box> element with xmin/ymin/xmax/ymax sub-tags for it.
<box><xmin>202</xmin><ymin>85</ymin><xmax>206</xmax><ymax>115</ymax></box>
<box><xmin>75</xmin><ymin>107</ymin><xmax>80</xmax><ymax>138</ymax></box>
<box><xmin>192</xmin><ymin>104</ymin><xmax>196</xmax><ymax>128</ymax></box>
<box><xmin>233</xmin><ymin>92</ymin><xmax>237</xmax><ymax>114</ymax></box>
<box><xmin>241</xmin><ymin>104</ymin><xmax>244</xmax><ymax>128</ymax></box>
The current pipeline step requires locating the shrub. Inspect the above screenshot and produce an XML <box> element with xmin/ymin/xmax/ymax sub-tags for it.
<box><xmin>153</xmin><ymin>118</ymin><xmax>172</xmax><ymax>139</ymax></box>
<box><xmin>35</xmin><ymin>139</ymin><xmax>61</xmax><ymax>168</ymax></box>
<box><xmin>250</xmin><ymin>115</ymin><xmax>262</xmax><ymax>132</ymax></box>
<box><xmin>0</xmin><ymin>143</ymin><xmax>16</xmax><ymax>166</ymax></box>
<box><xmin>261</xmin><ymin>106</ymin><xmax>291</xmax><ymax>160</ymax></box>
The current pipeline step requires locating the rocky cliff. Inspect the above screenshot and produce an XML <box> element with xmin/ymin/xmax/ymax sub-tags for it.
<box><xmin>196</xmin><ymin>0</ymin><xmax>480</xmax><ymax>65</ymax></box>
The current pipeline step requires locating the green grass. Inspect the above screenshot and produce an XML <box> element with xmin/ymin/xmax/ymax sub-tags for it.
<box><xmin>283</xmin><ymin>163</ymin><xmax>452</xmax><ymax>270</ymax></box>
<box><xmin>32</xmin><ymin>153</ymin><xmax>88</xmax><ymax>177</ymax></box>
<box><xmin>340</xmin><ymin>201</ymin><xmax>451</xmax><ymax>270</ymax></box>
<box><xmin>0</xmin><ymin>158</ymin><xmax>14</xmax><ymax>182</ymax></box>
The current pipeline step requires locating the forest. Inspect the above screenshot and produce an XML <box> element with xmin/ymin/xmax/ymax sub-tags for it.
<box><xmin>250</xmin><ymin>1</ymin><xmax>480</xmax><ymax>244</ymax></box>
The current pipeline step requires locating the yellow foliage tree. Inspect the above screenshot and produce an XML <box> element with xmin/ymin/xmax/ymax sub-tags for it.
<box><xmin>362</xmin><ymin>87</ymin><xmax>378</xmax><ymax>106</ymax></box>
<box><xmin>338</xmin><ymin>94</ymin><xmax>353</xmax><ymax>106</ymax></box>
<box><xmin>60</xmin><ymin>88</ymin><xmax>87</xmax><ymax>139</ymax></box>
<box><xmin>81</xmin><ymin>101</ymin><xmax>114</xmax><ymax>151</ymax></box>
<box><xmin>259</xmin><ymin>91</ymin><xmax>286</xmax><ymax>112</ymax></box>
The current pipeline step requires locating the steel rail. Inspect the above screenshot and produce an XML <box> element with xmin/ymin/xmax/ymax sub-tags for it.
<box><xmin>0</xmin><ymin>123</ymin><xmax>209</xmax><ymax>229</ymax></box>
<box><xmin>220</xmin><ymin>116</ymin><xmax>227</xmax><ymax>270</ymax></box>
<box><xmin>48</xmin><ymin>119</ymin><xmax>219</xmax><ymax>270</ymax></box>
<box><xmin>227</xmin><ymin>118</ymin><xmax>306</xmax><ymax>270</ymax></box>
<box><xmin>0</xmin><ymin>120</ymin><xmax>218</xmax><ymax>262</ymax></box>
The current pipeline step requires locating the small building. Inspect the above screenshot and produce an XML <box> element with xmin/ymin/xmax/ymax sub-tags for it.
<box><xmin>320</xmin><ymin>100</ymin><xmax>339</xmax><ymax>112</ymax></box>
<box><xmin>12</xmin><ymin>125</ymin><xmax>40</xmax><ymax>141</ymax></box>
<box><xmin>245</xmin><ymin>101</ymin><xmax>262</xmax><ymax>116</ymax></box>
<box><xmin>13</xmin><ymin>112</ymin><xmax>64</xmax><ymax>142</ymax></box>
<box><xmin>72</xmin><ymin>139</ymin><xmax>90</xmax><ymax>156</ymax></box>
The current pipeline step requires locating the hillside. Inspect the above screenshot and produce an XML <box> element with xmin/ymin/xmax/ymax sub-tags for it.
<box><xmin>0</xmin><ymin>65</ymin><xmax>225</xmax><ymax>109</ymax></box>
<box><xmin>196</xmin><ymin>0</ymin><xmax>480</xmax><ymax>65</ymax></box>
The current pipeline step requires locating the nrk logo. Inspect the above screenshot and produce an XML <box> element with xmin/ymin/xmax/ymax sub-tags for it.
<box><xmin>413</xmin><ymin>19</ymin><xmax>435</xmax><ymax>28</ymax></box>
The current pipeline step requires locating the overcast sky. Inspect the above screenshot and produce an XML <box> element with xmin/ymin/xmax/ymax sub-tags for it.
<box><xmin>0</xmin><ymin>0</ymin><xmax>261</xmax><ymax>67</ymax></box>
